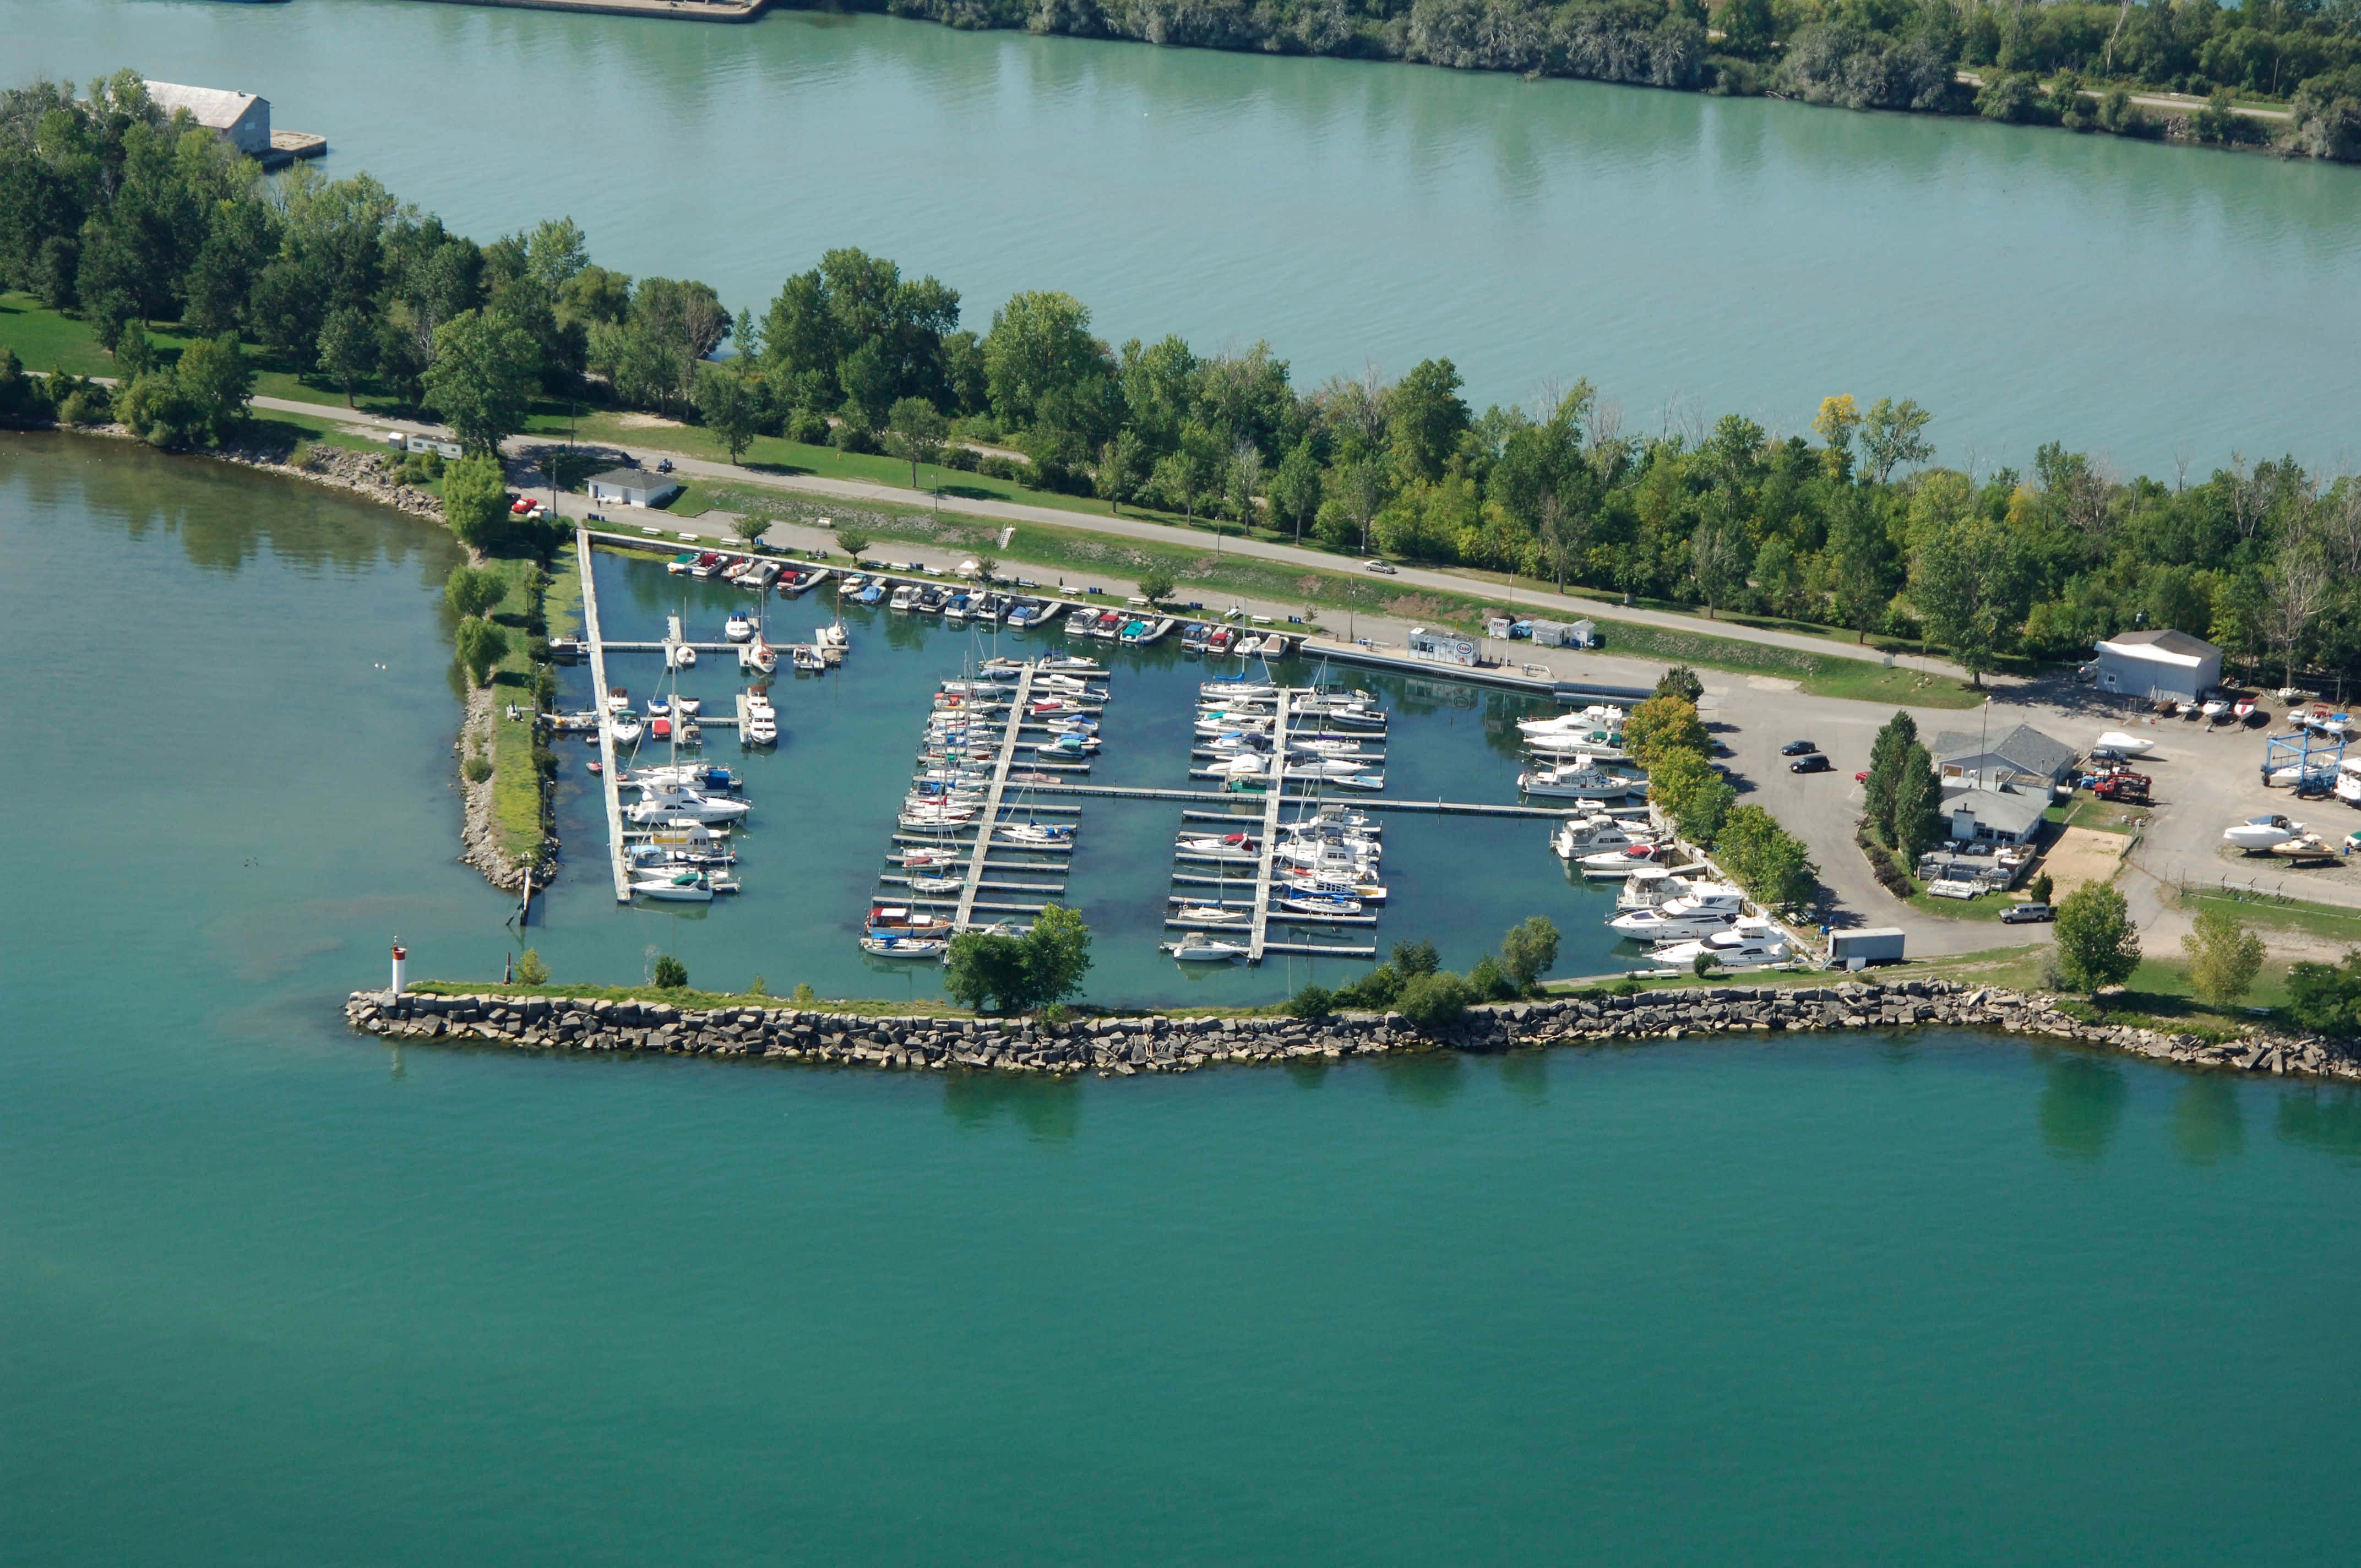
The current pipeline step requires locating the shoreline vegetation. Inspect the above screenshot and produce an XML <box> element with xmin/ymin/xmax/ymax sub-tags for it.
<box><xmin>7</xmin><ymin>73</ymin><xmax>2361</xmax><ymax>705</ymax></box>
<box><xmin>802</xmin><ymin>0</ymin><xmax>2361</xmax><ymax>163</ymax></box>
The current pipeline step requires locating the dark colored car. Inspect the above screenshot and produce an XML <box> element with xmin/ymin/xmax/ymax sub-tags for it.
<box><xmin>2001</xmin><ymin>902</ymin><xmax>2055</xmax><ymax>924</ymax></box>
<box><xmin>1781</xmin><ymin>739</ymin><xmax>1818</xmax><ymax>756</ymax></box>
<box><xmin>1790</xmin><ymin>754</ymin><xmax>1833</xmax><ymax>774</ymax></box>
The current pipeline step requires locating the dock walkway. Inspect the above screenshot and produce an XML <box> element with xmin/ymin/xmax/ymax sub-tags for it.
<box><xmin>576</xmin><ymin>526</ymin><xmax>630</xmax><ymax>903</ymax></box>
<box><xmin>953</xmin><ymin>664</ymin><xmax>1038</xmax><ymax>933</ymax></box>
<box><xmin>1246</xmin><ymin>692</ymin><xmax>1291</xmax><ymax>964</ymax></box>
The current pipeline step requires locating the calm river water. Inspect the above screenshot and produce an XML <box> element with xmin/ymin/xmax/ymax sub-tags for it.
<box><xmin>8</xmin><ymin>435</ymin><xmax>2361</xmax><ymax>1562</ymax></box>
<box><xmin>9</xmin><ymin>0</ymin><xmax>2360</xmax><ymax>471</ymax></box>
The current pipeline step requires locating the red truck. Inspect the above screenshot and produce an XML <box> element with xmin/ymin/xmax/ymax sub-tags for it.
<box><xmin>2093</xmin><ymin>771</ymin><xmax>2151</xmax><ymax>803</ymax></box>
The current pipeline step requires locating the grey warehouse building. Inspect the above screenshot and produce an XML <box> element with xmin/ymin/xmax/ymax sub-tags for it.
<box><xmin>2092</xmin><ymin>628</ymin><xmax>2223</xmax><ymax>703</ymax></box>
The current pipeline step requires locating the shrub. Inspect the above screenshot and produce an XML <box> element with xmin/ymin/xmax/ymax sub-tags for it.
<box><xmin>463</xmin><ymin>755</ymin><xmax>492</xmax><ymax>783</ymax></box>
<box><xmin>1468</xmin><ymin>955</ymin><xmax>1518</xmax><ymax>1001</ymax></box>
<box><xmin>652</xmin><ymin>954</ymin><xmax>688</xmax><ymax>989</ymax></box>
<box><xmin>1333</xmin><ymin>962</ymin><xmax>1405</xmax><ymax>1011</ymax></box>
<box><xmin>1653</xmin><ymin>663</ymin><xmax>1704</xmax><ymax>703</ymax></box>
<box><xmin>516</xmin><ymin>949</ymin><xmax>550</xmax><ymax>985</ymax></box>
<box><xmin>786</xmin><ymin>407</ymin><xmax>830</xmax><ymax>445</ymax></box>
<box><xmin>2027</xmin><ymin>873</ymin><xmax>2053</xmax><ymax>905</ymax></box>
<box><xmin>1857</xmin><ymin>820</ymin><xmax>1915</xmax><ymax>898</ymax></box>
<box><xmin>1391</xmin><ymin>939</ymin><xmax>1440</xmax><ymax>977</ymax></box>
<box><xmin>748</xmin><ymin>974</ymin><xmax>768</xmax><ymax>997</ymax></box>
<box><xmin>791</xmin><ymin>982</ymin><xmax>818</xmax><ymax>1003</ymax></box>
<box><xmin>1282</xmin><ymin>983</ymin><xmax>1336</xmax><ymax>1019</ymax></box>
<box><xmin>942</xmin><ymin>446</ymin><xmax>981</xmax><ymax>472</ymax></box>
<box><xmin>1692</xmin><ymin>950</ymin><xmax>1717</xmax><ymax>977</ymax></box>
<box><xmin>1396</xmin><ymin>970</ymin><xmax>1476</xmax><ymax>1029</ymax></box>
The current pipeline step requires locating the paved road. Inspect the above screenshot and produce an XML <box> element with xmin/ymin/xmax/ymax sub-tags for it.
<box><xmin>271</xmin><ymin>395</ymin><xmax>1971</xmax><ymax>681</ymax></box>
<box><xmin>1955</xmin><ymin>70</ymin><xmax>2293</xmax><ymax>120</ymax></box>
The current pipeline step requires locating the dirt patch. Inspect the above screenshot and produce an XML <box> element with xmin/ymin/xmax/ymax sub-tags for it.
<box><xmin>617</xmin><ymin>412</ymin><xmax>686</xmax><ymax>429</ymax></box>
<box><xmin>1384</xmin><ymin>594</ymin><xmax>1452</xmax><ymax>621</ymax></box>
<box><xmin>1745</xmin><ymin>674</ymin><xmax>1803</xmax><ymax>692</ymax></box>
<box><xmin>2041</xmin><ymin>826</ymin><xmax>2128</xmax><ymax>898</ymax></box>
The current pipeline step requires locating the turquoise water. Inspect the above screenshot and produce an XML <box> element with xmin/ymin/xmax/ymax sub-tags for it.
<box><xmin>8</xmin><ymin>435</ymin><xmax>2361</xmax><ymax>1562</ymax></box>
<box><xmin>9</xmin><ymin>1</ymin><xmax>2359</xmax><ymax>470</ymax></box>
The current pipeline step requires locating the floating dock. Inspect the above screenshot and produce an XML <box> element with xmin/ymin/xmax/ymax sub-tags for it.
<box><xmin>953</xmin><ymin>663</ymin><xmax>1040</xmax><ymax>934</ymax></box>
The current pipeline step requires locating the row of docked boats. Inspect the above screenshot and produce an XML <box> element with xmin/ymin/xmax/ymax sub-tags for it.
<box><xmin>1516</xmin><ymin>704</ymin><xmax>1646</xmax><ymax>801</ymax></box>
<box><xmin>1162</xmin><ymin>804</ymin><xmax>1389</xmax><ymax>961</ymax></box>
<box><xmin>1557</xmin><ymin>814</ymin><xmax>1797</xmax><ymax>969</ymax></box>
<box><xmin>666</xmin><ymin>547</ymin><xmax>830</xmax><ymax>598</ymax></box>
<box><xmin>863</xmin><ymin>656</ymin><xmax>1111</xmax><ymax>960</ymax></box>
<box><xmin>1066</xmin><ymin>605</ymin><xmax>1179</xmax><ymax>644</ymax></box>
<box><xmin>1180</xmin><ymin>622</ymin><xmax>1296</xmax><ymax>660</ymax></box>
<box><xmin>1193</xmin><ymin>679</ymin><xmax>1389</xmax><ymax>795</ymax></box>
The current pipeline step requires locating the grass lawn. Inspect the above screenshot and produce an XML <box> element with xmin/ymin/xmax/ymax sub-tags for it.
<box><xmin>407</xmin><ymin>979</ymin><xmax>978</xmax><ymax>1018</ymax></box>
<box><xmin>2177</xmin><ymin>885</ymin><xmax>2361</xmax><ymax>946</ymax></box>
<box><xmin>471</xmin><ymin>553</ymin><xmax>566</xmax><ymax>865</ymax></box>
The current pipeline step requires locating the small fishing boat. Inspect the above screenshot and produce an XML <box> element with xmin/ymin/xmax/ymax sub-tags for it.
<box><xmin>1163</xmin><ymin>932</ymin><xmax>1249</xmax><ymax>962</ymax></box>
<box><xmin>1233</xmin><ymin>634</ymin><xmax>1264</xmax><ymax>658</ymax></box>
<box><xmin>889</xmin><ymin>585</ymin><xmax>918</xmax><ymax>611</ymax></box>
<box><xmin>723</xmin><ymin>612</ymin><xmax>754</xmax><ymax>643</ymax></box>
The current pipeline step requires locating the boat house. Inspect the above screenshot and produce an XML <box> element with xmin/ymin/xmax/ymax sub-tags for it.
<box><xmin>1929</xmin><ymin>723</ymin><xmax>2078</xmax><ymax>792</ymax></box>
<box><xmin>587</xmin><ymin>468</ymin><xmax>683</xmax><ymax>509</ymax></box>
<box><xmin>1407</xmin><ymin>627</ymin><xmax>1475</xmax><ymax>668</ymax></box>
<box><xmin>144</xmin><ymin>81</ymin><xmax>272</xmax><ymax>157</ymax></box>
<box><xmin>2092</xmin><ymin>628</ymin><xmax>2222</xmax><ymax>703</ymax></box>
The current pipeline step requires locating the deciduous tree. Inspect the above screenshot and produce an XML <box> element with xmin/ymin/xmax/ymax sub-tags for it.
<box><xmin>2182</xmin><ymin>906</ymin><xmax>2265</xmax><ymax>1009</ymax></box>
<box><xmin>2054</xmin><ymin>883</ymin><xmax>2141</xmax><ymax>998</ymax></box>
<box><xmin>423</xmin><ymin>309</ymin><xmax>536</xmax><ymax>455</ymax></box>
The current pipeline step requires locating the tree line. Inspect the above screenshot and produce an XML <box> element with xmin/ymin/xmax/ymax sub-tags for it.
<box><xmin>6</xmin><ymin>72</ymin><xmax>2361</xmax><ymax>690</ymax></box>
<box><xmin>858</xmin><ymin>0</ymin><xmax>2360</xmax><ymax>160</ymax></box>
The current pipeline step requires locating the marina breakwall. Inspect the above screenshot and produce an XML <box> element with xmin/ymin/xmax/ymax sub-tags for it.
<box><xmin>345</xmin><ymin>979</ymin><xmax>2361</xmax><ymax>1082</ymax></box>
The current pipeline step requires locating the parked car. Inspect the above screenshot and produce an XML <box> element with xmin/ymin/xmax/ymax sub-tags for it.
<box><xmin>1780</xmin><ymin>739</ymin><xmax>1819</xmax><ymax>756</ymax></box>
<box><xmin>1854</xmin><ymin>770</ymin><xmax>1869</xmax><ymax>782</ymax></box>
<box><xmin>1790</xmin><ymin>754</ymin><xmax>1833</xmax><ymax>774</ymax></box>
<box><xmin>656</xmin><ymin>458</ymin><xmax>675</xmax><ymax>473</ymax></box>
<box><xmin>2001</xmin><ymin>902</ymin><xmax>2055</xmax><ymax>924</ymax></box>
<box><xmin>1364</xmin><ymin>559</ymin><xmax>1397</xmax><ymax>575</ymax></box>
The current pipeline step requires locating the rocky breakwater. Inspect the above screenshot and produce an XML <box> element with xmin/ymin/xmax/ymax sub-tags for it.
<box><xmin>347</xmin><ymin>978</ymin><xmax>2361</xmax><ymax>1081</ymax></box>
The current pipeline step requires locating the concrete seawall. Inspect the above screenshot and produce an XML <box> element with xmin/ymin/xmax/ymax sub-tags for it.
<box><xmin>345</xmin><ymin>980</ymin><xmax>2361</xmax><ymax>1081</ymax></box>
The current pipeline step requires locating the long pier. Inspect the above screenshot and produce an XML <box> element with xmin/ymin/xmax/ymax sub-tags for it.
<box><xmin>576</xmin><ymin>526</ymin><xmax>631</xmax><ymax>903</ymax></box>
<box><xmin>1246</xmin><ymin>692</ymin><xmax>1291</xmax><ymax>963</ymax></box>
<box><xmin>953</xmin><ymin>663</ymin><xmax>1039</xmax><ymax>933</ymax></box>
<box><xmin>1026</xmin><ymin>782</ymin><xmax>1584</xmax><ymax>819</ymax></box>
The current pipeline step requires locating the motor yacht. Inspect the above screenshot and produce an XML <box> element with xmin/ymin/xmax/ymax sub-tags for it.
<box><xmin>1549</xmin><ymin>813</ymin><xmax>1654</xmax><ymax>859</ymax></box>
<box><xmin>1649</xmin><ymin>919</ymin><xmax>1792</xmax><ymax>970</ymax></box>
<box><xmin>1608</xmin><ymin>883</ymin><xmax>1748</xmax><ymax>939</ymax></box>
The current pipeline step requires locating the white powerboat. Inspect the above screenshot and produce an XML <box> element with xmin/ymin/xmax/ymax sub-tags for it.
<box><xmin>1650</xmin><ymin>919</ymin><xmax>1792</xmax><ymax>970</ymax></box>
<box><xmin>1617</xmin><ymin>865</ymin><xmax>1689</xmax><ymax>910</ymax></box>
<box><xmin>2096</xmin><ymin>730</ymin><xmax>2155</xmax><ymax>754</ymax></box>
<box><xmin>1279</xmin><ymin>868</ymin><xmax>1386</xmax><ymax>903</ymax></box>
<box><xmin>630</xmin><ymin>870</ymin><xmax>714</xmax><ymax>903</ymax></box>
<box><xmin>610</xmin><ymin>714</ymin><xmax>644</xmax><ymax>744</ymax></box>
<box><xmin>1550</xmin><ymin>813</ymin><xmax>1654</xmax><ymax>859</ymax></box>
<box><xmin>1163</xmin><ymin>932</ymin><xmax>1249</xmax><ymax>962</ymax></box>
<box><xmin>1178</xmin><ymin>832</ymin><xmax>1261</xmax><ymax>861</ymax></box>
<box><xmin>1520</xmin><ymin>760</ymin><xmax>1636</xmax><ymax>798</ymax></box>
<box><xmin>626</xmin><ymin>788</ymin><xmax>751</xmax><ymax>825</ymax></box>
<box><xmin>2224</xmin><ymin>814</ymin><xmax>2303</xmax><ymax>849</ymax></box>
<box><xmin>1609</xmin><ymin>883</ymin><xmax>1748</xmax><ymax>939</ymax></box>
<box><xmin>723</xmin><ymin>612</ymin><xmax>754</xmax><ymax>642</ymax></box>
<box><xmin>1579</xmin><ymin>845</ymin><xmax>1666</xmax><ymax>876</ymax></box>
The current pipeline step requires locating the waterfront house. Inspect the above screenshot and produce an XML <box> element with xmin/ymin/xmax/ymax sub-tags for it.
<box><xmin>587</xmin><ymin>468</ymin><xmax>683</xmax><ymax>509</ymax></box>
<box><xmin>144</xmin><ymin>81</ymin><xmax>272</xmax><ymax>157</ymax></box>
<box><xmin>2091</xmin><ymin>628</ymin><xmax>2222</xmax><ymax>703</ymax></box>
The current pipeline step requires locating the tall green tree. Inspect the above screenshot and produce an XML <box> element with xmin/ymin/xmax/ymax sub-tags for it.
<box><xmin>696</xmin><ymin>366</ymin><xmax>760</xmax><ymax>465</ymax></box>
<box><xmin>1908</xmin><ymin>472</ymin><xmax>2029</xmax><ymax>685</ymax></box>
<box><xmin>1864</xmin><ymin>710</ymin><xmax>1918</xmax><ymax>844</ymax></box>
<box><xmin>884</xmin><ymin>395</ymin><xmax>948</xmax><ymax>487</ymax></box>
<box><xmin>1892</xmin><ymin>741</ymin><xmax>1945</xmax><ymax>863</ymax></box>
<box><xmin>2182</xmin><ymin>906</ymin><xmax>2265</xmax><ymax>1009</ymax></box>
<box><xmin>442</xmin><ymin>453</ymin><xmax>512</xmax><ymax>553</ymax></box>
<box><xmin>1499</xmin><ymin>916</ymin><xmax>1561</xmax><ymax>993</ymax></box>
<box><xmin>422</xmin><ymin>308</ymin><xmax>536</xmax><ymax>455</ymax></box>
<box><xmin>2054</xmin><ymin>883</ymin><xmax>2142</xmax><ymax>999</ymax></box>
